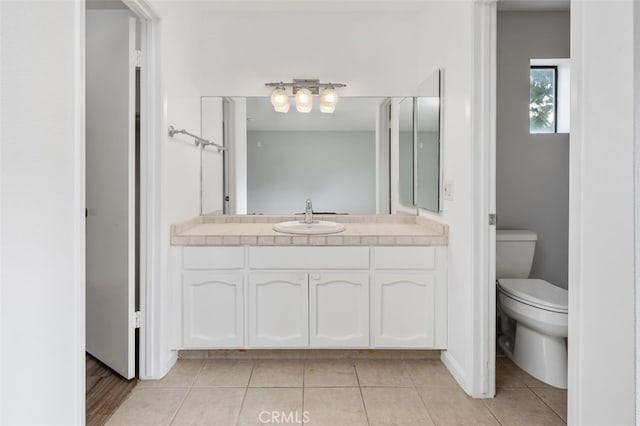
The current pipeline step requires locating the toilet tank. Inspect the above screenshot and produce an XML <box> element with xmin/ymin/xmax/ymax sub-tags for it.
<box><xmin>496</xmin><ymin>230</ymin><xmax>537</xmax><ymax>279</ymax></box>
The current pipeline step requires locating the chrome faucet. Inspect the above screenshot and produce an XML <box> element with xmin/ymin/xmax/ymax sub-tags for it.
<box><xmin>304</xmin><ymin>199</ymin><xmax>314</xmax><ymax>224</ymax></box>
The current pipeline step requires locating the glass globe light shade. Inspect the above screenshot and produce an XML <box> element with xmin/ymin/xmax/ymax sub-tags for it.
<box><xmin>320</xmin><ymin>86</ymin><xmax>338</xmax><ymax>113</ymax></box>
<box><xmin>270</xmin><ymin>87</ymin><xmax>290</xmax><ymax>113</ymax></box>
<box><xmin>295</xmin><ymin>87</ymin><xmax>313</xmax><ymax>113</ymax></box>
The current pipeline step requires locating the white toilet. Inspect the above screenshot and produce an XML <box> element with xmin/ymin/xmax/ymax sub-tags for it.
<box><xmin>496</xmin><ymin>230</ymin><xmax>568</xmax><ymax>389</ymax></box>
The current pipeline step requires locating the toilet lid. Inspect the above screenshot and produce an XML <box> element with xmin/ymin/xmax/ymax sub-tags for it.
<box><xmin>498</xmin><ymin>278</ymin><xmax>568</xmax><ymax>312</ymax></box>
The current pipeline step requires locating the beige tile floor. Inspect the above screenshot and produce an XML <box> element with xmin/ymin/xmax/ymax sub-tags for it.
<box><xmin>106</xmin><ymin>356</ymin><xmax>566</xmax><ymax>425</ymax></box>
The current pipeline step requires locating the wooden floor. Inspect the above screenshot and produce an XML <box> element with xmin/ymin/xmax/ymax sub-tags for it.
<box><xmin>86</xmin><ymin>354</ymin><xmax>137</xmax><ymax>426</ymax></box>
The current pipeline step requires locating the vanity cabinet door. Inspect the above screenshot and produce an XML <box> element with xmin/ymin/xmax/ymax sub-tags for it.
<box><xmin>309</xmin><ymin>273</ymin><xmax>369</xmax><ymax>348</ymax></box>
<box><xmin>372</xmin><ymin>272</ymin><xmax>436</xmax><ymax>348</ymax></box>
<box><xmin>183</xmin><ymin>271</ymin><xmax>244</xmax><ymax>348</ymax></box>
<box><xmin>248</xmin><ymin>272</ymin><xmax>309</xmax><ymax>347</ymax></box>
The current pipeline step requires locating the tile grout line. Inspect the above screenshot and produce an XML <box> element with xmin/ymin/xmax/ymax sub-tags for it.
<box><xmin>354</xmin><ymin>362</ymin><xmax>372</xmax><ymax>426</ymax></box>
<box><xmin>190</xmin><ymin>360</ymin><xmax>207</xmax><ymax>387</ymax></box>
<box><xmin>168</xmin><ymin>360</ymin><xmax>207</xmax><ymax>425</ymax></box>
<box><xmin>528</xmin><ymin>386</ymin><xmax>567</xmax><ymax>424</ymax></box>
<box><xmin>404</xmin><ymin>360</ymin><xmax>437</xmax><ymax>425</ymax></box>
<box><xmin>301</xmin><ymin>359</ymin><xmax>306</xmax><ymax>423</ymax></box>
<box><xmin>235</xmin><ymin>361</ymin><xmax>255</xmax><ymax>426</ymax></box>
<box><xmin>481</xmin><ymin>398</ymin><xmax>505</xmax><ymax>426</ymax></box>
<box><xmin>167</xmin><ymin>388</ymin><xmax>192</xmax><ymax>425</ymax></box>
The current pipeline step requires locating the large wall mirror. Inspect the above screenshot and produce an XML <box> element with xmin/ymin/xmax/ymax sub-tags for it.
<box><xmin>199</xmin><ymin>70</ymin><xmax>442</xmax><ymax>215</ymax></box>
<box><xmin>246</xmin><ymin>97</ymin><xmax>383</xmax><ymax>214</ymax></box>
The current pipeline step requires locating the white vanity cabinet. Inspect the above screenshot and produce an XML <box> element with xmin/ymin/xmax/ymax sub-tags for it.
<box><xmin>309</xmin><ymin>272</ymin><xmax>369</xmax><ymax>347</ymax></box>
<box><xmin>182</xmin><ymin>247</ymin><xmax>244</xmax><ymax>348</ymax></box>
<box><xmin>248</xmin><ymin>271</ymin><xmax>370</xmax><ymax>348</ymax></box>
<box><xmin>183</xmin><ymin>271</ymin><xmax>244</xmax><ymax>348</ymax></box>
<box><xmin>247</xmin><ymin>247</ymin><xmax>370</xmax><ymax>348</ymax></box>
<box><xmin>371</xmin><ymin>247</ymin><xmax>447</xmax><ymax>348</ymax></box>
<box><xmin>248</xmin><ymin>272</ymin><xmax>309</xmax><ymax>347</ymax></box>
<box><xmin>177</xmin><ymin>245</ymin><xmax>446</xmax><ymax>350</ymax></box>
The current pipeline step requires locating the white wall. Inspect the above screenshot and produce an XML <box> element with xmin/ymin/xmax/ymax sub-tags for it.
<box><xmin>414</xmin><ymin>2</ymin><xmax>480</xmax><ymax>396</ymax></box>
<box><xmin>152</xmin><ymin>0</ymin><xmax>480</xmax><ymax>395</ymax></box>
<box><xmin>497</xmin><ymin>12</ymin><xmax>570</xmax><ymax>289</ymax></box>
<box><xmin>0</xmin><ymin>1</ymin><xmax>85</xmax><ymax>423</ymax></box>
<box><xmin>192</xmin><ymin>6</ymin><xmax>421</xmax><ymax>97</ymax></box>
<box><xmin>569</xmin><ymin>1</ymin><xmax>635</xmax><ymax>423</ymax></box>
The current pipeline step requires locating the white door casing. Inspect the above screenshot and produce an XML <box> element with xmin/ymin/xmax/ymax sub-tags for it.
<box><xmin>86</xmin><ymin>10</ymin><xmax>137</xmax><ymax>379</ymax></box>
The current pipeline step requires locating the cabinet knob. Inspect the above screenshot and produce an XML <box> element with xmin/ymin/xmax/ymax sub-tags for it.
<box><xmin>310</xmin><ymin>273</ymin><xmax>321</xmax><ymax>280</ymax></box>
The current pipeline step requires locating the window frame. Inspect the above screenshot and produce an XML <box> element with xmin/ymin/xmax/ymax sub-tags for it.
<box><xmin>530</xmin><ymin>65</ymin><xmax>559</xmax><ymax>134</ymax></box>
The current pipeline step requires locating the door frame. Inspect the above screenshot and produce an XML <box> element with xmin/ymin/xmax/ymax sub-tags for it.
<box><xmin>120</xmin><ymin>0</ymin><xmax>163</xmax><ymax>380</ymax></box>
<box><xmin>470</xmin><ymin>0</ymin><xmax>497</xmax><ymax>398</ymax></box>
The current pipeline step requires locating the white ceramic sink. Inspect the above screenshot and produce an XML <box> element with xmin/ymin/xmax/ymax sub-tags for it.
<box><xmin>273</xmin><ymin>220</ymin><xmax>346</xmax><ymax>235</ymax></box>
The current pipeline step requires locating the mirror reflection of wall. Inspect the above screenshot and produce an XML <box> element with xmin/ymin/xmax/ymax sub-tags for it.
<box><xmin>398</xmin><ymin>97</ymin><xmax>415</xmax><ymax>209</ymax></box>
<box><xmin>246</xmin><ymin>97</ymin><xmax>383</xmax><ymax>214</ymax></box>
<box><xmin>416</xmin><ymin>96</ymin><xmax>441</xmax><ymax>211</ymax></box>
<box><xmin>202</xmin><ymin>97</ymin><xmax>388</xmax><ymax>215</ymax></box>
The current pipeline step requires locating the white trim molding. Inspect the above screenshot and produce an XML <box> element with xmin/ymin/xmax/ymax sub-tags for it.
<box><xmin>0</xmin><ymin>0</ymin><xmax>4</xmax><ymax>420</ymax></box>
<box><xmin>569</xmin><ymin>1</ymin><xmax>636</xmax><ymax>423</ymax></box>
<box><xmin>121</xmin><ymin>0</ymin><xmax>169</xmax><ymax>379</ymax></box>
<box><xmin>568</xmin><ymin>3</ymin><xmax>584</xmax><ymax>422</ymax></box>
<box><xmin>72</xmin><ymin>0</ymin><xmax>87</xmax><ymax>421</ymax></box>
<box><xmin>635</xmin><ymin>1</ymin><xmax>640</xmax><ymax>422</ymax></box>
<box><xmin>469</xmin><ymin>0</ymin><xmax>497</xmax><ymax>398</ymax></box>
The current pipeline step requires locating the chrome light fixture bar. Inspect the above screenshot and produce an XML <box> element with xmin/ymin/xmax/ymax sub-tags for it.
<box><xmin>265</xmin><ymin>79</ymin><xmax>346</xmax><ymax>113</ymax></box>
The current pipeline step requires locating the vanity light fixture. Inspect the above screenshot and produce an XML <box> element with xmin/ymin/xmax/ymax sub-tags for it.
<box><xmin>270</xmin><ymin>83</ymin><xmax>290</xmax><ymax>113</ymax></box>
<box><xmin>319</xmin><ymin>85</ymin><xmax>339</xmax><ymax>113</ymax></box>
<box><xmin>295</xmin><ymin>87</ymin><xmax>313</xmax><ymax>113</ymax></box>
<box><xmin>265</xmin><ymin>79</ymin><xmax>346</xmax><ymax>113</ymax></box>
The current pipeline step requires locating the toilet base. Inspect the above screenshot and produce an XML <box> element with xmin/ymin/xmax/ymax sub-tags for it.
<box><xmin>498</xmin><ymin>323</ymin><xmax>567</xmax><ymax>389</ymax></box>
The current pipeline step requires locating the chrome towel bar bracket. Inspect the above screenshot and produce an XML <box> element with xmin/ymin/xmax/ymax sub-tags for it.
<box><xmin>168</xmin><ymin>125</ymin><xmax>225</xmax><ymax>152</ymax></box>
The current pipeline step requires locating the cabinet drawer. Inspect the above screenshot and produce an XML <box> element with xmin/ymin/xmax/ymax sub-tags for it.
<box><xmin>183</xmin><ymin>247</ymin><xmax>244</xmax><ymax>270</ymax></box>
<box><xmin>249</xmin><ymin>247</ymin><xmax>369</xmax><ymax>270</ymax></box>
<box><xmin>373</xmin><ymin>247</ymin><xmax>435</xmax><ymax>270</ymax></box>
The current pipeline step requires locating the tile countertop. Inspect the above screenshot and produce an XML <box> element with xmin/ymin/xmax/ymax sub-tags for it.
<box><xmin>171</xmin><ymin>215</ymin><xmax>448</xmax><ymax>246</ymax></box>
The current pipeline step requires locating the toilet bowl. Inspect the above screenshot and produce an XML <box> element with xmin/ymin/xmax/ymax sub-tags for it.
<box><xmin>497</xmin><ymin>278</ymin><xmax>568</xmax><ymax>389</ymax></box>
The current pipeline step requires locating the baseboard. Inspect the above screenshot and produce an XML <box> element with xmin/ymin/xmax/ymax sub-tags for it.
<box><xmin>440</xmin><ymin>350</ymin><xmax>472</xmax><ymax>395</ymax></box>
<box><xmin>140</xmin><ymin>350</ymin><xmax>178</xmax><ymax>380</ymax></box>
<box><xmin>178</xmin><ymin>349</ymin><xmax>442</xmax><ymax>360</ymax></box>
<box><xmin>161</xmin><ymin>350</ymin><xmax>178</xmax><ymax>377</ymax></box>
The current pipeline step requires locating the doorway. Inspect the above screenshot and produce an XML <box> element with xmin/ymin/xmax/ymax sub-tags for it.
<box><xmin>86</xmin><ymin>0</ymin><xmax>140</xmax><ymax>380</ymax></box>
<box><xmin>85</xmin><ymin>0</ymin><xmax>153</xmax><ymax>422</ymax></box>
<box><xmin>492</xmin><ymin>3</ymin><xmax>570</xmax><ymax>417</ymax></box>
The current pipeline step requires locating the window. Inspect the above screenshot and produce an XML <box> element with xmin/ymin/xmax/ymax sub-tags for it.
<box><xmin>529</xmin><ymin>58</ymin><xmax>570</xmax><ymax>134</ymax></box>
<box><xmin>529</xmin><ymin>66</ymin><xmax>558</xmax><ymax>134</ymax></box>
